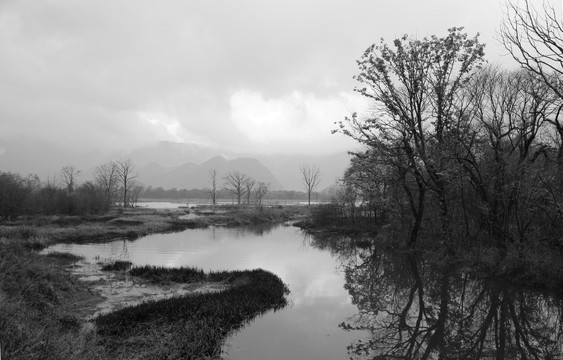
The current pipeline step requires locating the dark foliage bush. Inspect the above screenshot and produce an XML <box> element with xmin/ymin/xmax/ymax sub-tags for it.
<box><xmin>0</xmin><ymin>172</ymin><xmax>32</xmax><ymax>220</ymax></box>
<box><xmin>310</xmin><ymin>202</ymin><xmax>345</xmax><ymax>227</ymax></box>
<box><xmin>0</xmin><ymin>171</ymin><xmax>111</xmax><ymax>220</ymax></box>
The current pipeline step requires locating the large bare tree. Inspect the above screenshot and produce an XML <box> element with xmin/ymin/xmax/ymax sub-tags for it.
<box><xmin>115</xmin><ymin>159</ymin><xmax>137</xmax><ymax>207</ymax></box>
<box><xmin>207</xmin><ymin>169</ymin><xmax>218</xmax><ymax>209</ymax></box>
<box><xmin>500</xmin><ymin>0</ymin><xmax>563</xmax><ymax>99</ymax></box>
<box><xmin>500</xmin><ymin>0</ymin><xmax>563</xmax><ymax>218</ymax></box>
<box><xmin>223</xmin><ymin>171</ymin><xmax>249</xmax><ymax>205</ymax></box>
<box><xmin>337</xmin><ymin>28</ymin><xmax>485</xmax><ymax>245</ymax></box>
<box><xmin>255</xmin><ymin>182</ymin><xmax>270</xmax><ymax>206</ymax></box>
<box><xmin>60</xmin><ymin>165</ymin><xmax>80</xmax><ymax>194</ymax></box>
<box><xmin>95</xmin><ymin>161</ymin><xmax>119</xmax><ymax>209</ymax></box>
<box><xmin>244</xmin><ymin>177</ymin><xmax>256</xmax><ymax>205</ymax></box>
<box><xmin>300</xmin><ymin>164</ymin><xmax>321</xmax><ymax>206</ymax></box>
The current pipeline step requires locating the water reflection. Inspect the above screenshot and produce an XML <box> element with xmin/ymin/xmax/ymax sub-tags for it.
<box><xmin>45</xmin><ymin>226</ymin><xmax>563</xmax><ymax>359</ymax></box>
<box><xmin>45</xmin><ymin>225</ymin><xmax>364</xmax><ymax>360</ymax></box>
<box><xmin>212</xmin><ymin>223</ymin><xmax>280</xmax><ymax>238</ymax></box>
<box><xmin>309</xmin><ymin>233</ymin><xmax>563</xmax><ymax>359</ymax></box>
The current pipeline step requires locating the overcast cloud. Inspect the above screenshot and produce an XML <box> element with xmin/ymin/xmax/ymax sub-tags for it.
<box><xmin>1</xmin><ymin>0</ymin><xmax>557</xmax><ymax>156</ymax></box>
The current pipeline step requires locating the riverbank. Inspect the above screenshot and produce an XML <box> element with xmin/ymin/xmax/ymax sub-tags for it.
<box><xmin>0</xmin><ymin>206</ymin><xmax>294</xmax><ymax>359</ymax></box>
<box><xmin>95</xmin><ymin>267</ymin><xmax>288</xmax><ymax>359</ymax></box>
<box><xmin>0</xmin><ymin>204</ymin><xmax>308</xmax><ymax>247</ymax></box>
<box><xmin>190</xmin><ymin>204</ymin><xmax>308</xmax><ymax>226</ymax></box>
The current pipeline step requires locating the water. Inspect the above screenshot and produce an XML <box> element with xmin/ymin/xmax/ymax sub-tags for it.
<box><xmin>136</xmin><ymin>200</ymin><xmax>325</xmax><ymax>209</ymax></box>
<box><xmin>44</xmin><ymin>225</ymin><xmax>563</xmax><ymax>359</ymax></box>
<box><xmin>135</xmin><ymin>201</ymin><xmax>189</xmax><ymax>209</ymax></box>
<box><xmin>45</xmin><ymin>224</ymin><xmax>365</xmax><ymax>359</ymax></box>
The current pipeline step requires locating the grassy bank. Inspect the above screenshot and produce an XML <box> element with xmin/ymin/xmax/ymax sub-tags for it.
<box><xmin>0</xmin><ymin>205</ymin><xmax>308</xmax><ymax>249</ymax></box>
<box><xmin>96</xmin><ymin>267</ymin><xmax>289</xmax><ymax>359</ymax></box>
<box><xmin>191</xmin><ymin>204</ymin><xmax>308</xmax><ymax>227</ymax></box>
<box><xmin>0</xmin><ymin>240</ymin><xmax>104</xmax><ymax>359</ymax></box>
<box><xmin>0</xmin><ymin>209</ymin><xmax>204</xmax><ymax>249</ymax></box>
<box><xmin>0</xmin><ymin>206</ymin><xmax>293</xmax><ymax>359</ymax></box>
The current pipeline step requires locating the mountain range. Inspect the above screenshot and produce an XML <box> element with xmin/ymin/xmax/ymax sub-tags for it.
<box><xmin>0</xmin><ymin>138</ymin><xmax>353</xmax><ymax>191</ymax></box>
<box><xmin>137</xmin><ymin>156</ymin><xmax>284</xmax><ymax>190</ymax></box>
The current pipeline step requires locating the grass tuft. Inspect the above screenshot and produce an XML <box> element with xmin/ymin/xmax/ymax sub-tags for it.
<box><xmin>46</xmin><ymin>251</ymin><xmax>83</xmax><ymax>262</ymax></box>
<box><xmin>95</xmin><ymin>267</ymin><xmax>289</xmax><ymax>359</ymax></box>
<box><xmin>101</xmin><ymin>260</ymin><xmax>133</xmax><ymax>272</ymax></box>
<box><xmin>0</xmin><ymin>240</ymin><xmax>104</xmax><ymax>359</ymax></box>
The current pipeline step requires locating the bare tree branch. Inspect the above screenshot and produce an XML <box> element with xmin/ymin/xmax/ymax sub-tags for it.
<box><xmin>223</xmin><ymin>171</ymin><xmax>249</xmax><ymax>205</ymax></box>
<box><xmin>300</xmin><ymin>164</ymin><xmax>321</xmax><ymax>206</ymax></box>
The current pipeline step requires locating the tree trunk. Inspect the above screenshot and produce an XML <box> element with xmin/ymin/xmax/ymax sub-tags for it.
<box><xmin>438</xmin><ymin>190</ymin><xmax>451</xmax><ymax>247</ymax></box>
<box><xmin>408</xmin><ymin>189</ymin><xmax>425</xmax><ymax>248</ymax></box>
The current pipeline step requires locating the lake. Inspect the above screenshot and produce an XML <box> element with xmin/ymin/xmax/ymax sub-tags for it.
<box><xmin>136</xmin><ymin>200</ymin><xmax>325</xmax><ymax>209</ymax></box>
<box><xmin>44</xmin><ymin>224</ymin><xmax>563</xmax><ymax>359</ymax></box>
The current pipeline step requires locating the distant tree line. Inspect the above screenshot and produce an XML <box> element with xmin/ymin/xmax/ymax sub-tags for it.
<box><xmin>0</xmin><ymin>161</ymin><xmax>331</xmax><ymax>219</ymax></box>
<box><xmin>0</xmin><ymin>159</ymin><xmax>141</xmax><ymax>219</ymax></box>
<box><xmin>140</xmin><ymin>187</ymin><xmax>328</xmax><ymax>203</ymax></box>
<box><xmin>140</xmin><ymin>169</ymin><xmax>328</xmax><ymax>204</ymax></box>
<box><xmin>329</xmin><ymin>2</ymin><xmax>563</xmax><ymax>252</ymax></box>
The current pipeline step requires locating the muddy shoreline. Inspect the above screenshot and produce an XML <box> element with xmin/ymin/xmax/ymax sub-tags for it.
<box><xmin>66</xmin><ymin>260</ymin><xmax>227</xmax><ymax>319</ymax></box>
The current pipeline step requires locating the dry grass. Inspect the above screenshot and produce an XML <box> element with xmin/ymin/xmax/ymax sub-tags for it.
<box><xmin>0</xmin><ymin>240</ymin><xmax>105</xmax><ymax>359</ymax></box>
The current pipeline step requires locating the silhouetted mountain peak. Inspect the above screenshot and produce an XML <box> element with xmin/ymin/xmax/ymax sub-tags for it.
<box><xmin>137</xmin><ymin>155</ymin><xmax>285</xmax><ymax>191</ymax></box>
<box><xmin>201</xmin><ymin>155</ymin><xmax>228</xmax><ymax>168</ymax></box>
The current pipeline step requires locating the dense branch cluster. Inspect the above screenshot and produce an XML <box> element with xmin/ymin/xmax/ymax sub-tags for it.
<box><xmin>336</xmin><ymin>23</ymin><xmax>563</xmax><ymax>250</ymax></box>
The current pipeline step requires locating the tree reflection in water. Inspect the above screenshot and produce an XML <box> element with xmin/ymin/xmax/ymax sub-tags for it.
<box><xmin>306</xmin><ymin>233</ymin><xmax>563</xmax><ymax>359</ymax></box>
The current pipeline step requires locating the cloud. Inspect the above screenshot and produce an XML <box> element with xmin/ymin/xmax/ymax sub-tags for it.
<box><xmin>230</xmin><ymin>89</ymin><xmax>363</xmax><ymax>153</ymax></box>
<box><xmin>1</xmin><ymin>0</ymin><xmax>550</xmax><ymax>158</ymax></box>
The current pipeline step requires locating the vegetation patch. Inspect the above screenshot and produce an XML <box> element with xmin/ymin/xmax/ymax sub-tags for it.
<box><xmin>0</xmin><ymin>240</ymin><xmax>104</xmax><ymax>359</ymax></box>
<box><xmin>45</xmin><ymin>251</ymin><xmax>83</xmax><ymax>262</ymax></box>
<box><xmin>95</xmin><ymin>267</ymin><xmax>289</xmax><ymax>359</ymax></box>
<box><xmin>108</xmin><ymin>217</ymin><xmax>145</xmax><ymax>226</ymax></box>
<box><xmin>193</xmin><ymin>205</ymin><xmax>309</xmax><ymax>227</ymax></box>
<box><xmin>130</xmin><ymin>265</ymin><xmax>207</xmax><ymax>283</ymax></box>
<box><xmin>101</xmin><ymin>260</ymin><xmax>133</xmax><ymax>272</ymax></box>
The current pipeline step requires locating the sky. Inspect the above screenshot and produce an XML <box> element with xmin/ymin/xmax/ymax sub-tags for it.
<box><xmin>1</xmin><ymin>0</ymin><xmax>559</xmax><ymax>157</ymax></box>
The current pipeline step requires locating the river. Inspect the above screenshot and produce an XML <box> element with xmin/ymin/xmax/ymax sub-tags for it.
<box><xmin>44</xmin><ymin>224</ymin><xmax>563</xmax><ymax>359</ymax></box>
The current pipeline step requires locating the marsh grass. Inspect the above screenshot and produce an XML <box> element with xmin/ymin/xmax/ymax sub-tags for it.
<box><xmin>46</xmin><ymin>251</ymin><xmax>84</xmax><ymax>262</ymax></box>
<box><xmin>96</xmin><ymin>267</ymin><xmax>289</xmax><ymax>359</ymax></box>
<box><xmin>101</xmin><ymin>260</ymin><xmax>133</xmax><ymax>272</ymax></box>
<box><xmin>0</xmin><ymin>210</ymin><xmax>205</xmax><ymax>248</ymax></box>
<box><xmin>0</xmin><ymin>240</ymin><xmax>104</xmax><ymax>359</ymax></box>
<box><xmin>194</xmin><ymin>205</ymin><xmax>308</xmax><ymax>227</ymax></box>
<box><xmin>130</xmin><ymin>265</ymin><xmax>206</xmax><ymax>283</ymax></box>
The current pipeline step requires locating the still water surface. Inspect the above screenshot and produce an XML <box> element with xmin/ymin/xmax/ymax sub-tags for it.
<box><xmin>46</xmin><ymin>224</ymin><xmax>365</xmax><ymax>359</ymax></box>
<box><xmin>45</xmin><ymin>224</ymin><xmax>563</xmax><ymax>359</ymax></box>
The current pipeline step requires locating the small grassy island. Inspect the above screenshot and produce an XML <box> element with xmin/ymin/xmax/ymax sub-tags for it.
<box><xmin>0</xmin><ymin>206</ymin><xmax>297</xmax><ymax>359</ymax></box>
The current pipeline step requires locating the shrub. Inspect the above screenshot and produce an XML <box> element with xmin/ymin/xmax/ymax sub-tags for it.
<box><xmin>0</xmin><ymin>172</ymin><xmax>31</xmax><ymax>220</ymax></box>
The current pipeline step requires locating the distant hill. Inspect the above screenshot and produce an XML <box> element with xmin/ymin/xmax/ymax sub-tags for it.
<box><xmin>0</xmin><ymin>138</ymin><xmax>351</xmax><ymax>191</ymax></box>
<box><xmin>128</xmin><ymin>141</ymin><xmax>231</xmax><ymax>168</ymax></box>
<box><xmin>136</xmin><ymin>156</ymin><xmax>284</xmax><ymax>190</ymax></box>
<box><xmin>129</xmin><ymin>141</ymin><xmax>352</xmax><ymax>191</ymax></box>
